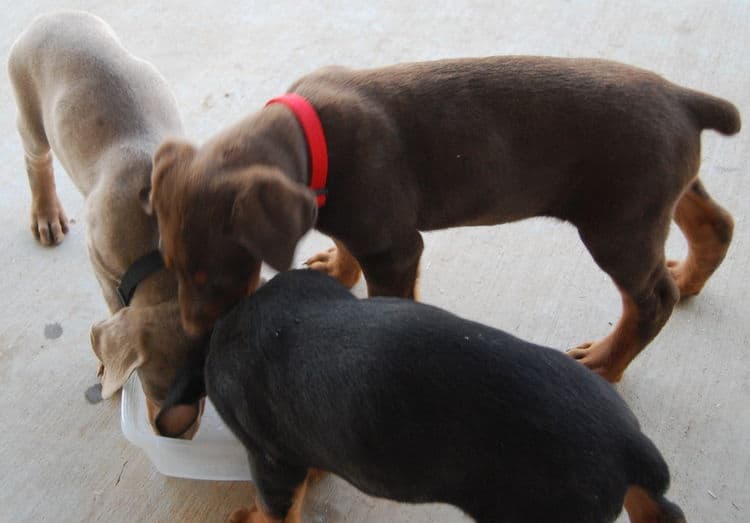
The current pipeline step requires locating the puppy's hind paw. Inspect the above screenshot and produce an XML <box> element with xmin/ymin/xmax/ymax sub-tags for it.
<box><xmin>666</xmin><ymin>259</ymin><xmax>703</xmax><ymax>299</ymax></box>
<box><xmin>567</xmin><ymin>341</ymin><xmax>624</xmax><ymax>383</ymax></box>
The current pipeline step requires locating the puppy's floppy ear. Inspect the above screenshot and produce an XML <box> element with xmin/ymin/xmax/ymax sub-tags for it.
<box><xmin>231</xmin><ymin>168</ymin><xmax>317</xmax><ymax>272</ymax></box>
<box><xmin>155</xmin><ymin>348</ymin><xmax>207</xmax><ymax>438</ymax></box>
<box><xmin>90</xmin><ymin>308</ymin><xmax>148</xmax><ymax>399</ymax></box>
<box><xmin>145</xmin><ymin>138</ymin><xmax>197</xmax><ymax>215</ymax></box>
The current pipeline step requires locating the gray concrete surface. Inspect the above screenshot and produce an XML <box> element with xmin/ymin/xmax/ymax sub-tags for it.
<box><xmin>1</xmin><ymin>1</ymin><xmax>748</xmax><ymax>522</ymax></box>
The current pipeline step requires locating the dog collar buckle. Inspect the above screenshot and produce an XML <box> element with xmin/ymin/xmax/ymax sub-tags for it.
<box><xmin>265</xmin><ymin>93</ymin><xmax>329</xmax><ymax>207</ymax></box>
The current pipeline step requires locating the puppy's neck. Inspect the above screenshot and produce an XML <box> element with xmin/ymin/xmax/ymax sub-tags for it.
<box><xmin>88</xmin><ymin>145</ymin><xmax>175</xmax><ymax>307</ymax></box>
<box><xmin>209</xmin><ymin>104</ymin><xmax>309</xmax><ymax>187</ymax></box>
<box><xmin>129</xmin><ymin>269</ymin><xmax>178</xmax><ymax>306</ymax></box>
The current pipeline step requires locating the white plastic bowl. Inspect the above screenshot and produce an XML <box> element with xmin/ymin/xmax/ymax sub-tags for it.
<box><xmin>121</xmin><ymin>373</ymin><xmax>252</xmax><ymax>481</ymax></box>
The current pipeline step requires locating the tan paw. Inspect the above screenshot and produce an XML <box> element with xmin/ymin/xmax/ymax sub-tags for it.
<box><xmin>305</xmin><ymin>247</ymin><xmax>336</xmax><ymax>269</ymax></box>
<box><xmin>666</xmin><ymin>259</ymin><xmax>703</xmax><ymax>299</ymax></box>
<box><xmin>567</xmin><ymin>341</ymin><xmax>624</xmax><ymax>383</ymax></box>
<box><xmin>30</xmin><ymin>195</ymin><xmax>69</xmax><ymax>246</ymax></box>
<box><xmin>228</xmin><ymin>507</ymin><xmax>255</xmax><ymax>523</ymax></box>
<box><xmin>305</xmin><ymin>246</ymin><xmax>361</xmax><ymax>288</ymax></box>
<box><xmin>228</xmin><ymin>505</ymin><xmax>279</xmax><ymax>523</ymax></box>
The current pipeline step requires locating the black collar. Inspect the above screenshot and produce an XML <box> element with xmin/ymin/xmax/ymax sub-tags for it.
<box><xmin>116</xmin><ymin>250</ymin><xmax>165</xmax><ymax>306</ymax></box>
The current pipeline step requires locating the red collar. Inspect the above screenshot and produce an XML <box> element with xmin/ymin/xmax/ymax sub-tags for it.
<box><xmin>265</xmin><ymin>93</ymin><xmax>328</xmax><ymax>207</ymax></box>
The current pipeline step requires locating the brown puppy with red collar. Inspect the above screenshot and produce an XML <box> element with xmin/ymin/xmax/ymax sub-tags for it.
<box><xmin>150</xmin><ymin>56</ymin><xmax>740</xmax><ymax>381</ymax></box>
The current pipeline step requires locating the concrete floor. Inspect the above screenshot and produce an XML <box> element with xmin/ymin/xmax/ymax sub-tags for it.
<box><xmin>1</xmin><ymin>1</ymin><xmax>748</xmax><ymax>522</ymax></box>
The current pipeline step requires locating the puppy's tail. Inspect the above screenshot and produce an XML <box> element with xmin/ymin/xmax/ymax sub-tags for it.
<box><xmin>678</xmin><ymin>88</ymin><xmax>741</xmax><ymax>136</ymax></box>
<box><xmin>623</xmin><ymin>434</ymin><xmax>686</xmax><ymax>523</ymax></box>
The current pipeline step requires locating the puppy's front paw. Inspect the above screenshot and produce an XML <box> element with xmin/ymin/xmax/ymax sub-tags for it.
<box><xmin>305</xmin><ymin>246</ymin><xmax>361</xmax><ymax>288</ymax></box>
<box><xmin>228</xmin><ymin>507</ymin><xmax>253</xmax><ymax>523</ymax></box>
<box><xmin>30</xmin><ymin>195</ymin><xmax>69</xmax><ymax>246</ymax></box>
<box><xmin>567</xmin><ymin>342</ymin><xmax>624</xmax><ymax>383</ymax></box>
<box><xmin>228</xmin><ymin>506</ymin><xmax>270</xmax><ymax>523</ymax></box>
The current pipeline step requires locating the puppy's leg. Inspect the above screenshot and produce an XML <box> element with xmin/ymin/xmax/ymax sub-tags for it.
<box><xmin>23</xmin><ymin>141</ymin><xmax>68</xmax><ymax>246</ymax></box>
<box><xmin>624</xmin><ymin>486</ymin><xmax>686</xmax><ymax>523</ymax></box>
<box><xmin>9</xmin><ymin>67</ymin><xmax>69</xmax><ymax>246</ymax></box>
<box><xmin>569</xmin><ymin>220</ymin><xmax>678</xmax><ymax>382</ymax></box>
<box><xmin>358</xmin><ymin>231</ymin><xmax>424</xmax><ymax>299</ymax></box>
<box><xmin>229</xmin><ymin>450</ymin><xmax>309</xmax><ymax>523</ymax></box>
<box><xmin>668</xmin><ymin>178</ymin><xmax>734</xmax><ymax>298</ymax></box>
<box><xmin>305</xmin><ymin>238</ymin><xmax>362</xmax><ymax>288</ymax></box>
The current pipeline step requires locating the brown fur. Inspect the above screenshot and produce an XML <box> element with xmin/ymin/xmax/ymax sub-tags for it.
<box><xmin>668</xmin><ymin>180</ymin><xmax>734</xmax><ymax>297</ymax></box>
<box><xmin>151</xmin><ymin>55</ymin><xmax>740</xmax><ymax>379</ymax></box>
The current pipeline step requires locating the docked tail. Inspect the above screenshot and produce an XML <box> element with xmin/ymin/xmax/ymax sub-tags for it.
<box><xmin>623</xmin><ymin>434</ymin><xmax>686</xmax><ymax>522</ymax></box>
<box><xmin>678</xmin><ymin>88</ymin><xmax>741</xmax><ymax>136</ymax></box>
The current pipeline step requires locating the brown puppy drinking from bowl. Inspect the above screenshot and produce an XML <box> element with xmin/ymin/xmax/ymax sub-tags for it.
<box><xmin>149</xmin><ymin>56</ymin><xmax>739</xmax><ymax>382</ymax></box>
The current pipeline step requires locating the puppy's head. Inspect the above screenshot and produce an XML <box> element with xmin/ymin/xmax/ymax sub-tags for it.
<box><xmin>90</xmin><ymin>302</ymin><xmax>207</xmax><ymax>437</ymax></box>
<box><xmin>147</xmin><ymin>138</ymin><xmax>317</xmax><ymax>335</ymax></box>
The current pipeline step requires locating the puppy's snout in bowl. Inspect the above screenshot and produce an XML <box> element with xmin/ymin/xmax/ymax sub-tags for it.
<box><xmin>153</xmin><ymin>397</ymin><xmax>206</xmax><ymax>440</ymax></box>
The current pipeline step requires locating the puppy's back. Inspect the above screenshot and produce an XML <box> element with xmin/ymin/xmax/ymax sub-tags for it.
<box><xmin>8</xmin><ymin>11</ymin><xmax>182</xmax><ymax>180</ymax></box>
<box><xmin>9</xmin><ymin>11</ymin><xmax>125</xmax><ymax>82</ymax></box>
<box><xmin>212</xmin><ymin>270</ymin><xmax>633</xmax><ymax>440</ymax></box>
<box><xmin>211</xmin><ymin>270</ymin><xmax>639</xmax><ymax>473</ymax></box>
<box><xmin>208</xmin><ymin>270</ymin><xmax>679</xmax><ymax>521</ymax></box>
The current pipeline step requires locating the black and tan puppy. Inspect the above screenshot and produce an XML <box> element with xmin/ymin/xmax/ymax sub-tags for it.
<box><xmin>157</xmin><ymin>270</ymin><xmax>685</xmax><ymax>523</ymax></box>
<box><xmin>150</xmin><ymin>56</ymin><xmax>740</xmax><ymax>382</ymax></box>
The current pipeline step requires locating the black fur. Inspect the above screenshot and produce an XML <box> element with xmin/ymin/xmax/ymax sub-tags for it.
<box><xmin>163</xmin><ymin>270</ymin><xmax>683</xmax><ymax>522</ymax></box>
